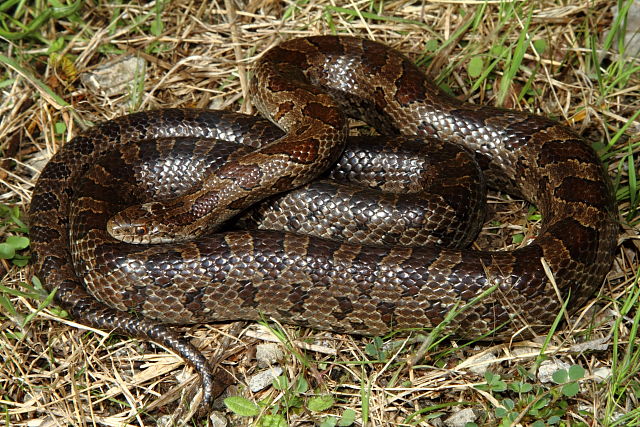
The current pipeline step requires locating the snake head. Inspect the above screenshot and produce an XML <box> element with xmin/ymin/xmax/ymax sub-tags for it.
<box><xmin>107</xmin><ymin>202</ymin><xmax>183</xmax><ymax>244</ymax></box>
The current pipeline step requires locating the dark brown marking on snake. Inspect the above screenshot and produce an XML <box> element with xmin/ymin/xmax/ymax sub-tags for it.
<box><xmin>306</xmin><ymin>35</ymin><xmax>346</xmax><ymax>57</ymax></box>
<box><xmin>504</xmin><ymin>119</ymin><xmax>560</xmax><ymax>149</ymax></box>
<box><xmin>30</xmin><ymin>224</ymin><xmax>63</xmax><ymax>244</ymax></box>
<box><xmin>227</xmin><ymin>195</ymin><xmax>250</xmax><ymax>210</ymax></box>
<box><xmin>237</xmin><ymin>281</ymin><xmax>259</xmax><ymax>308</ymax></box>
<box><xmin>303</xmin><ymin>101</ymin><xmax>345</xmax><ymax>131</ymax></box>
<box><xmin>292</xmin><ymin>123</ymin><xmax>312</xmax><ymax>137</ymax></box>
<box><xmin>71</xmin><ymin>136</ymin><xmax>98</xmax><ymax>155</ymax></box>
<box><xmin>41</xmin><ymin>160</ymin><xmax>72</xmax><ymax>182</ymax></box>
<box><xmin>376</xmin><ymin>300</ymin><xmax>397</xmax><ymax>324</ymax></box>
<box><xmin>334</xmin><ymin>296</ymin><xmax>354</xmax><ymax>320</ymax></box>
<box><xmin>394</xmin><ymin>60</ymin><xmax>428</xmax><ymax>106</ymax></box>
<box><xmin>30</xmin><ymin>191</ymin><xmax>62</xmax><ymax>213</ymax></box>
<box><xmin>274</xmin><ymin>100</ymin><xmax>295</xmax><ymax>122</ymax></box>
<box><xmin>545</xmin><ymin>219</ymin><xmax>600</xmax><ymax>264</ymax></box>
<box><xmin>219</xmin><ymin>163</ymin><xmax>263</xmax><ymax>190</ymax></box>
<box><xmin>264</xmin><ymin>46</ymin><xmax>310</xmax><ymax>71</ymax></box>
<box><xmin>555</xmin><ymin>176</ymin><xmax>610</xmax><ymax>207</ymax></box>
<box><xmin>271</xmin><ymin>175</ymin><xmax>297</xmax><ymax>192</ymax></box>
<box><xmin>261</xmin><ymin>137</ymin><xmax>320</xmax><ymax>165</ymax></box>
<box><xmin>372</xmin><ymin>87</ymin><xmax>388</xmax><ymax>112</ymax></box>
<box><xmin>361</xmin><ymin>39</ymin><xmax>393</xmax><ymax>74</ymax></box>
<box><xmin>286</xmin><ymin>285</ymin><xmax>309</xmax><ymax>314</ymax></box>
<box><xmin>537</xmin><ymin>138</ymin><xmax>599</xmax><ymax>167</ymax></box>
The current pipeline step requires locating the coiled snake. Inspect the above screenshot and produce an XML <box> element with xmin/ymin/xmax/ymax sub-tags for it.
<box><xmin>29</xmin><ymin>36</ymin><xmax>618</xmax><ymax>408</ymax></box>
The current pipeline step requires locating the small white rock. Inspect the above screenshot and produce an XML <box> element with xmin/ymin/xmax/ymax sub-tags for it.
<box><xmin>209</xmin><ymin>411</ymin><xmax>228</xmax><ymax>427</ymax></box>
<box><xmin>569</xmin><ymin>336</ymin><xmax>610</xmax><ymax>352</ymax></box>
<box><xmin>467</xmin><ymin>352</ymin><xmax>498</xmax><ymax>375</ymax></box>
<box><xmin>577</xmin><ymin>403</ymin><xmax>592</xmax><ymax>416</ymax></box>
<box><xmin>248</xmin><ymin>366</ymin><xmax>283</xmax><ymax>392</ymax></box>
<box><xmin>256</xmin><ymin>343</ymin><xmax>284</xmax><ymax>368</ymax></box>
<box><xmin>175</xmin><ymin>368</ymin><xmax>192</xmax><ymax>384</ymax></box>
<box><xmin>156</xmin><ymin>415</ymin><xmax>172</xmax><ymax>427</ymax></box>
<box><xmin>444</xmin><ymin>408</ymin><xmax>477</xmax><ymax>427</ymax></box>
<box><xmin>26</xmin><ymin>415</ymin><xmax>56</xmax><ymax>427</ymax></box>
<box><xmin>428</xmin><ymin>417</ymin><xmax>445</xmax><ymax>427</ymax></box>
<box><xmin>81</xmin><ymin>56</ymin><xmax>146</xmax><ymax>97</ymax></box>
<box><xmin>537</xmin><ymin>359</ymin><xmax>570</xmax><ymax>383</ymax></box>
<box><xmin>609</xmin><ymin>0</ymin><xmax>640</xmax><ymax>58</ymax></box>
<box><xmin>510</xmin><ymin>346</ymin><xmax>538</xmax><ymax>358</ymax></box>
<box><xmin>593</xmin><ymin>367</ymin><xmax>612</xmax><ymax>383</ymax></box>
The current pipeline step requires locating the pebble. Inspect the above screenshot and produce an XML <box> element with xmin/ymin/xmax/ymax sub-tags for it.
<box><xmin>444</xmin><ymin>408</ymin><xmax>477</xmax><ymax>427</ymax></box>
<box><xmin>593</xmin><ymin>366</ymin><xmax>612</xmax><ymax>383</ymax></box>
<box><xmin>467</xmin><ymin>352</ymin><xmax>498</xmax><ymax>375</ymax></box>
<box><xmin>537</xmin><ymin>359</ymin><xmax>570</xmax><ymax>383</ymax></box>
<box><xmin>256</xmin><ymin>343</ymin><xmax>284</xmax><ymax>368</ymax></box>
<box><xmin>248</xmin><ymin>366</ymin><xmax>283</xmax><ymax>392</ymax></box>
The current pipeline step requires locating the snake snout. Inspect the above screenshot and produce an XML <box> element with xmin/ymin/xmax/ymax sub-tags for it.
<box><xmin>107</xmin><ymin>203</ymin><xmax>190</xmax><ymax>244</ymax></box>
<box><xmin>106</xmin><ymin>208</ymin><xmax>150</xmax><ymax>244</ymax></box>
<box><xmin>107</xmin><ymin>203</ymin><xmax>172</xmax><ymax>244</ymax></box>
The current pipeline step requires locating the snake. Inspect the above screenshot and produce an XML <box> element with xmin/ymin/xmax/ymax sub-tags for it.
<box><xmin>28</xmin><ymin>36</ymin><xmax>618</xmax><ymax>409</ymax></box>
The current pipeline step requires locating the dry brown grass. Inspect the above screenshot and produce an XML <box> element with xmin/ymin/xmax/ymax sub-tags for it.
<box><xmin>1</xmin><ymin>0</ymin><xmax>639</xmax><ymax>426</ymax></box>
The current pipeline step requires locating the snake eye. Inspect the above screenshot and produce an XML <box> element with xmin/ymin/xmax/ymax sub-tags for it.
<box><xmin>135</xmin><ymin>226</ymin><xmax>148</xmax><ymax>236</ymax></box>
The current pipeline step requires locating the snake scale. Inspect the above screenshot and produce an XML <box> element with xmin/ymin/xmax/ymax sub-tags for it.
<box><xmin>29</xmin><ymin>36</ymin><xmax>618</xmax><ymax>408</ymax></box>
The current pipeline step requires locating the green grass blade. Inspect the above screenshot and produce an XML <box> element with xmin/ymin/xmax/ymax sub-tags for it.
<box><xmin>497</xmin><ymin>5</ymin><xmax>532</xmax><ymax>106</ymax></box>
<box><xmin>0</xmin><ymin>54</ymin><xmax>69</xmax><ymax>108</ymax></box>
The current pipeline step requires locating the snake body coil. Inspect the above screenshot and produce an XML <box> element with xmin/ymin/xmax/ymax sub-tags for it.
<box><xmin>29</xmin><ymin>36</ymin><xmax>618</xmax><ymax>408</ymax></box>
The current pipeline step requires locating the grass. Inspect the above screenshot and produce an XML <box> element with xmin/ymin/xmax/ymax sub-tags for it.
<box><xmin>1</xmin><ymin>0</ymin><xmax>639</xmax><ymax>425</ymax></box>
